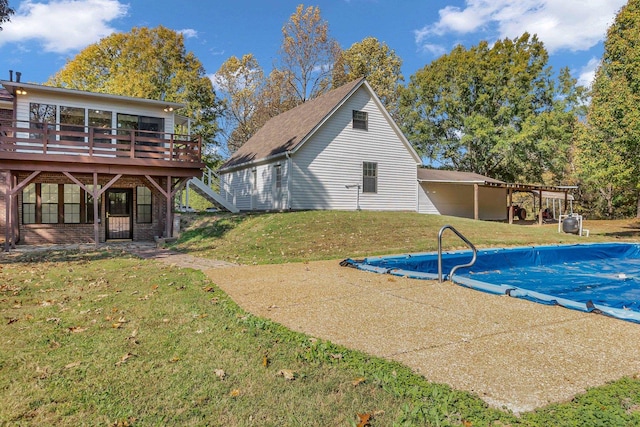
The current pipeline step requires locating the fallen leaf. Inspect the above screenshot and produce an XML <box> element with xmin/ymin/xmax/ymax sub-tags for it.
<box><xmin>356</xmin><ymin>413</ymin><xmax>371</xmax><ymax>427</ymax></box>
<box><xmin>112</xmin><ymin>323</ymin><xmax>123</xmax><ymax>329</ymax></box>
<box><xmin>49</xmin><ymin>340</ymin><xmax>61</xmax><ymax>349</ymax></box>
<box><xmin>230</xmin><ymin>389</ymin><xmax>241</xmax><ymax>397</ymax></box>
<box><xmin>262</xmin><ymin>355</ymin><xmax>269</xmax><ymax>368</ymax></box>
<box><xmin>214</xmin><ymin>369</ymin><xmax>226</xmax><ymax>380</ymax></box>
<box><xmin>330</xmin><ymin>353</ymin><xmax>343</xmax><ymax>360</ymax></box>
<box><xmin>203</xmin><ymin>286</ymin><xmax>215</xmax><ymax>292</ymax></box>
<box><xmin>169</xmin><ymin>357</ymin><xmax>180</xmax><ymax>363</ymax></box>
<box><xmin>7</xmin><ymin>318</ymin><xmax>18</xmax><ymax>325</ymax></box>
<box><xmin>462</xmin><ymin>420</ymin><xmax>473</xmax><ymax>427</ymax></box>
<box><xmin>69</xmin><ymin>326</ymin><xmax>87</xmax><ymax>333</ymax></box>
<box><xmin>64</xmin><ymin>361</ymin><xmax>82</xmax><ymax>369</ymax></box>
<box><xmin>352</xmin><ymin>377</ymin><xmax>366</xmax><ymax>386</ymax></box>
<box><xmin>115</xmin><ymin>353</ymin><xmax>135</xmax><ymax>366</ymax></box>
<box><xmin>277</xmin><ymin>369</ymin><xmax>296</xmax><ymax>380</ymax></box>
<box><xmin>151</xmin><ymin>285</ymin><xmax>159</xmax><ymax>290</ymax></box>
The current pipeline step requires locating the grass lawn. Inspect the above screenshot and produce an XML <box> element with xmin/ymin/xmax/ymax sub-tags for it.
<box><xmin>2</xmin><ymin>212</ymin><xmax>640</xmax><ymax>426</ymax></box>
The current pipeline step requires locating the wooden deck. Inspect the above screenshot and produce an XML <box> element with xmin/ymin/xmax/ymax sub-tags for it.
<box><xmin>0</xmin><ymin>119</ymin><xmax>204</xmax><ymax>174</ymax></box>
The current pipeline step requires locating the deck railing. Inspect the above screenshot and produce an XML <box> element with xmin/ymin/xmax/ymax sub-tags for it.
<box><xmin>0</xmin><ymin>119</ymin><xmax>202</xmax><ymax>164</ymax></box>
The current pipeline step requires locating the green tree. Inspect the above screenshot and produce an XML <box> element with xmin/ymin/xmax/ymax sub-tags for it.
<box><xmin>333</xmin><ymin>37</ymin><xmax>403</xmax><ymax>117</ymax></box>
<box><xmin>576</xmin><ymin>0</ymin><xmax>640</xmax><ymax>218</ymax></box>
<box><xmin>48</xmin><ymin>26</ymin><xmax>221</xmax><ymax>153</ymax></box>
<box><xmin>277</xmin><ymin>4</ymin><xmax>341</xmax><ymax>104</ymax></box>
<box><xmin>214</xmin><ymin>54</ymin><xmax>264</xmax><ymax>153</ymax></box>
<box><xmin>0</xmin><ymin>0</ymin><xmax>14</xmax><ymax>30</ymax></box>
<box><xmin>400</xmin><ymin>33</ymin><xmax>581</xmax><ymax>183</ymax></box>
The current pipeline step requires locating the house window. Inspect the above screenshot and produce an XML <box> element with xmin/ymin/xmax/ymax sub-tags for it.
<box><xmin>136</xmin><ymin>186</ymin><xmax>152</xmax><ymax>223</ymax></box>
<box><xmin>274</xmin><ymin>165</ymin><xmax>282</xmax><ymax>190</ymax></box>
<box><xmin>60</xmin><ymin>106</ymin><xmax>85</xmax><ymax>142</ymax></box>
<box><xmin>63</xmin><ymin>184</ymin><xmax>81</xmax><ymax>223</ymax></box>
<box><xmin>22</xmin><ymin>183</ymin><xmax>36</xmax><ymax>224</ymax></box>
<box><xmin>29</xmin><ymin>103</ymin><xmax>57</xmax><ymax>142</ymax></box>
<box><xmin>353</xmin><ymin>110</ymin><xmax>368</xmax><ymax>130</ymax></box>
<box><xmin>118</xmin><ymin>114</ymin><xmax>164</xmax><ymax>146</ymax></box>
<box><xmin>89</xmin><ymin>109</ymin><xmax>112</xmax><ymax>143</ymax></box>
<box><xmin>85</xmin><ymin>185</ymin><xmax>101</xmax><ymax>223</ymax></box>
<box><xmin>363</xmin><ymin>162</ymin><xmax>377</xmax><ymax>193</ymax></box>
<box><xmin>41</xmin><ymin>184</ymin><xmax>59</xmax><ymax>224</ymax></box>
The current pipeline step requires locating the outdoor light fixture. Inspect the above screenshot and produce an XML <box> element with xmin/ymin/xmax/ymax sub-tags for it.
<box><xmin>15</xmin><ymin>88</ymin><xmax>27</xmax><ymax>95</ymax></box>
<box><xmin>163</xmin><ymin>106</ymin><xmax>174</xmax><ymax>112</ymax></box>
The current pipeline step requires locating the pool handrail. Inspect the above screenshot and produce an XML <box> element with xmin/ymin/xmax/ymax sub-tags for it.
<box><xmin>438</xmin><ymin>225</ymin><xmax>478</xmax><ymax>283</ymax></box>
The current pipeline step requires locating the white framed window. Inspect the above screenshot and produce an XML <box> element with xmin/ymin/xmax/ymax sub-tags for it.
<box><xmin>274</xmin><ymin>164</ymin><xmax>282</xmax><ymax>190</ymax></box>
<box><xmin>353</xmin><ymin>110</ymin><xmax>368</xmax><ymax>130</ymax></box>
<box><xmin>363</xmin><ymin>162</ymin><xmax>377</xmax><ymax>193</ymax></box>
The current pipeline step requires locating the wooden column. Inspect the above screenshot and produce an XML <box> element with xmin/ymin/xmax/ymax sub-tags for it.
<box><xmin>165</xmin><ymin>175</ymin><xmax>172</xmax><ymax>238</ymax></box>
<box><xmin>4</xmin><ymin>171</ymin><xmax>11</xmax><ymax>251</ymax></box>
<box><xmin>508</xmin><ymin>188</ymin><xmax>513</xmax><ymax>224</ymax></box>
<box><xmin>473</xmin><ymin>183</ymin><xmax>479</xmax><ymax>220</ymax></box>
<box><xmin>538</xmin><ymin>190</ymin><xmax>543</xmax><ymax>225</ymax></box>
<box><xmin>93</xmin><ymin>172</ymin><xmax>100</xmax><ymax>246</ymax></box>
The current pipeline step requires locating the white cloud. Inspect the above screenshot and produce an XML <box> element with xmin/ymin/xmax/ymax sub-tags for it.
<box><xmin>178</xmin><ymin>29</ymin><xmax>198</xmax><ymax>39</ymax></box>
<box><xmin>577</xmin><ymin>57</ymin><xmax>600</xmax><ymax>88</ymax></box>
<box><xmin>0</xmin><ymin>0</ymin><xmax>128</xmax><ymax>53</ymax></box>
<box><xmin>415</xmin><ymin>0</ymin><xmax>627</xmax><ymax>54</ymax></box>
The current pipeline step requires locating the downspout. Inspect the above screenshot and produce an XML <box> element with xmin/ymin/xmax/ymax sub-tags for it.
<box><xmin>286</xmin><ymin>152</ymin><xmax>292</xmax><ymax>210</ymax></box>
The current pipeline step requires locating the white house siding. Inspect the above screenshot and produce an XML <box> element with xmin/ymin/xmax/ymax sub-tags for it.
<box><xmin>220</xmin><ymin>160</ymin><xmax>289</xmax><ymax>211</ymax></box>
<box><xmin>289</xmin><ymin>87</ymin><xmax>418</xmax><ymax>211</ymax></box>
<box><xmin>14</xmin><ymin>91</ymin><xmax>176</xmax><ymax>133</ymax></box>
<box><xmin>418</xmin><ymin>182</ymin><xmax>507</xmax><ymax>220</ymax></box>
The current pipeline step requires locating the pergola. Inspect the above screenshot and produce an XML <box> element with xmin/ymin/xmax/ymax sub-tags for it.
<box><xmin>484</xmin><ymin>182</ymin><xmax>578</xmax><ymax>225</ymax></box>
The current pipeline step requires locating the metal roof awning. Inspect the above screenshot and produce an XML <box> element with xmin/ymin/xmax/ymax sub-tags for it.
<box><xmin>531</xmin><ymin>190</ymin><xmax>575</xmax><ymax>201</ymax></box>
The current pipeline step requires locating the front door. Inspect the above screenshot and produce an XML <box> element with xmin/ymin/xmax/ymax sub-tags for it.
<box><xmin>106</xmin><ymin>189</ymin><xmax>133</xmax><ymax>240</ymax></box>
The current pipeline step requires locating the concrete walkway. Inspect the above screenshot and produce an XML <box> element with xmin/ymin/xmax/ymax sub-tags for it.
<box><xmin>201</xmin><ymin>260</ymin><xmax>640</xmax><ymax>414</ymax></box>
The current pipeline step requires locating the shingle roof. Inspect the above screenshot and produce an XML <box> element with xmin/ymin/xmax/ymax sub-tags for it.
<box><xmin>220</xmin><ymin>78</ymin><xmax>365</xmax><ymax>170</ymax></box>
<box><xmin>417</xmin><ymin>168</ymin><xmax>505</xmax><ymax>184</ymax></box>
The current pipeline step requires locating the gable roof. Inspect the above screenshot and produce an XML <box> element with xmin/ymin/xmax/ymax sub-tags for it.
<box><xmin>219</xmin><ymin>78</ymin><xmax>420</xmax><ymax>171</ymax></box>
<box><xmin>220</xmin><ymin>78</ymin><xmax>364</xmax><ymax>170</ymax></box>
<box><xmin>417</xmin><ymin>168</ymin><xmax>505</xmax><ymax>185</ymax></box>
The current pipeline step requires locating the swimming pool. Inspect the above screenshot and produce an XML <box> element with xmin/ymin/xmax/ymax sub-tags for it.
<box><xmin>342</xmin><ymin>243</ymin><xmax>640</xmax><ymax>323</ymax></box>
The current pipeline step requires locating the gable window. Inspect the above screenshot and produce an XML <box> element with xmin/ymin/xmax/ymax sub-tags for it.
<box><xmin>136</xmin><ymin>186</ymin><xmax>152</xmax><ymax>223</ymax></box>
<box><xmin>353</xmin><ymin>110</ymin><xmax>368</xmax><ymax>130</ymax></box>
<box><xmin>363</xmin><ymin>162</ymin><xmax>377</xmax><ymax>193</ymax></box>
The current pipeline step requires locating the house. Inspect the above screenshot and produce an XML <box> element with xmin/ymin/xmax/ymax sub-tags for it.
<box><xmin>0</xmin><ymin>78</ymin><xmax>204</xmax><ymax>249</ymax></box>
<box><xmin>217</xmin><ymin>78</ymin><xmax>422</xmax><ymax>211</ymax></box>
<box><xmin>417</xmin><ymin>169</ymin><xmax>507</xmax><ymax>220</ymax></box>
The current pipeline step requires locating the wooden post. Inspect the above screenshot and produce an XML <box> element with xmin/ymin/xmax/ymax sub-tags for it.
<box><xmin>130</xmin><ymin>132</ymin><xmax>136</xmax><ymax>158</ymax></box>
<box><xmin>538</xmin><ymin>190</ymin><xmax>543</xmax><ymax>225</ymax></box>
<box><xmin>473</xmin><ymin>183</ymin><xmax>479</xmax><ymax>220</ymax></box>
<box><xmin>4</xmin><ymin>171</ymin><xmax>11</xmax><ymax>251</ymax></box>
<box><xmin>508</xmin><ymin>188</ymin><xmax>513</xmax><ymax>224</ymax></box>
<box><xmin>166</xmin><ymin>176</ymin><xmax>172</xmax><ymax>238</ymax></box>
<box><xmin>93</xmin><ymin>172</ymin><xmax>100</xmax><ymax>246</ymax></box>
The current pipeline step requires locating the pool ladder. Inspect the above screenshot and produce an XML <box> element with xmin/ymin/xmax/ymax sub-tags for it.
<box><xmin>438</xmin><ymin>225</ymin><xmax>477</xmax><ymax>283</ymax></box>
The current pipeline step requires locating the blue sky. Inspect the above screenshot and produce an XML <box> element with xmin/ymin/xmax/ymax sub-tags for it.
<box><xmin>0</xmin><ymin>0</ymin><xmax>628</xmax><ymax>89</ymax></box>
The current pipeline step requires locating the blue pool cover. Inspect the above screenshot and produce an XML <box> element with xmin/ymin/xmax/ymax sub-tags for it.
<box><xmin>342</xmin><ymin>243</ymin><xmax>640</xmax><ymax>323</ymax></box>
